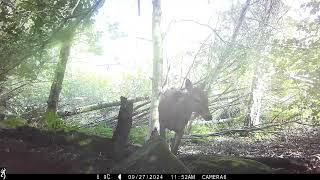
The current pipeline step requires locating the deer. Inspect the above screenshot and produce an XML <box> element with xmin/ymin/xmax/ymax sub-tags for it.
<box><xmin>158</xmin><ymin>79</ymin><xmax>212</xmax><ymax>154</ymax></box>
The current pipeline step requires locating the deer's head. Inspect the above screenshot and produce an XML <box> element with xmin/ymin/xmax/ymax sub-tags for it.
<box><xmin>185</xmin><ymin>79</ymin><xmax>212</xmax><ymax>121</ymax></box>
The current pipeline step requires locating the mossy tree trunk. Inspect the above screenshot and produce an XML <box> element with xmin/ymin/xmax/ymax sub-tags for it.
<box><xmin>47</xmin><ymin>39</ymin><xmax>72</xmax><ymax>115</ymax></box>
<box><xmin>148</xmin><ymin>0</ymin><xmax>163</xmax><ymax>140</ymax></box>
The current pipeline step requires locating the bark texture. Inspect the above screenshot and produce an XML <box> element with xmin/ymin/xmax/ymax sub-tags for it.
<box><xmin>47</xmin><ymin>41</ymin><xmax>72</xmax><ymax>114</ymax></box>
<box><xmin>148</xmin><ymin>0</ymin><xmax>163</xmax><ymax>140</ymax></box>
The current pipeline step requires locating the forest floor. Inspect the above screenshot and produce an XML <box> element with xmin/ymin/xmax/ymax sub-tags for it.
<box><xmin>180</xmin><ymin>126</ymin><xmax>320</xmax><ymax>173</ymax></box>
<box><xmin>0</xmin><ymin>125</ymin><xmax>319</xmax><ymax>173</ymax></box>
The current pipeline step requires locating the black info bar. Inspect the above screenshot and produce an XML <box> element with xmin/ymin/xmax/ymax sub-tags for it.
<box><xmin>4</xmin><ymin>174</ymin><xmax>320</xmax><ymax>180</ymax></box>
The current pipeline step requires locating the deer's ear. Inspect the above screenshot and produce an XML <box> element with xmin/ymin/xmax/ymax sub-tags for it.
<box><xmin>185</xmin><ymin>79</ymin><xmax>193</xmax><ymax>91</ymax></box>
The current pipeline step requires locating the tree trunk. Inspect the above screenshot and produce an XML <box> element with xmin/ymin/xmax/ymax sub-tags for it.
<box><xmin>244</xmin><ymin>58</ymin><xmax>264</xmax><ymax>127</ymax></box>
<box><xmin>147</xmin><ymin>0</ymin><xmax>163</xmax><ymax>140</ymax></box>
<box><xmin>244</xmin><ymin>0</ymin><xmax>278</xmax><ymax>128</ymax></box>
<box><xmin>112</xmin><ymin>96</ymin><xmax>133</xmax><ymax>160</ymax></box>
<box><xmin>207</xmin><ymin>0</ymin><xmax>251</xmax><ymax>87</ymax></box>
<box><xmin>47</xmin><ymin>41</ymin><xmax>72</xmax><ymax>114</ymax></box>
<box><xmin>0</xmin><ymin>75</ymin><xmax>7</xmax><ymax>120</ymax></box>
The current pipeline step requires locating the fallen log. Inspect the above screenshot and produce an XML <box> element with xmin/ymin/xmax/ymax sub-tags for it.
<box><xmin>57</xmin><ymin>96</ymin><xmax>149</xmax><ymax>117</ymax></box>
<box><xmin>133</xmin><ymin>107</ymin><xmax>150</xmax><ymax>117</ymax></box>
<box><xmin>82</xmin><ymin>106</ymin><xmax>150</xmax><ymax>128</ymax></box>
<box><xmin>134</xmin><ymin>100</ymin><xmax>151</xmax><ymax>111</ymax></box>
<box><xmin>83</xmin><ymin>115</ymin><xmax>118</xmax><ymax>128</ymax></box>
<box><xmin>132</xmin><ymin>112</ymin><xmax>149</xmax><ymax>126</ymax></box>
<box><xmin>186</xmin><ymin>114</ymin><xmax>300</xmax><ymax>138</ymax></box>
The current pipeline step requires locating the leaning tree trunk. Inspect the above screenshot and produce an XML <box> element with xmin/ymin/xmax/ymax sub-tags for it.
<box><xmin>207</xmin><ymin>0</ymin><xmax>251</xmax><ymax>88</ymax></box>
<box><xmin>147</xmin><ymin>0</ymin><xmax>163</xmax><ymax>140</ymax></box>
<box><xmin>47</xmin><ymin>40</ymin><xmax>72</xmax><ymax>114</ymax></box>
<box><xmin>244</xmin><ymin>0</ymin><xmax>279</xmax><ymax>128</ymax></box>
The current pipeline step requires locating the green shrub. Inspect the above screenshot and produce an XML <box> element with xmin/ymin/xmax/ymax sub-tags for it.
<box><xmin>2</xmin><ymin>118</ymin><xmax>27</xmax><ymax>128</ymax></box>
<box><xmin>129</xmin><ymin>125</ymin><xmax>147</xmax><ymax>145</ymax></box>
<box><xmin>190</xmin><ymin>123</ymin><xmax>212</xmax><ymax>135</ymax></box>
<box><xmin>44</xmin><ymin>111</ymin><xmax>65</xmax><ymax>130</ymax></box>
<box><xmin>78</xmin><ymin>123</ymin><xmax>113</xmax><ymax>138</ymax></box>
<box><xmin>43</xmin><ymin>113</ymin><xmax>147</xmax><ymax>145</ymax></box>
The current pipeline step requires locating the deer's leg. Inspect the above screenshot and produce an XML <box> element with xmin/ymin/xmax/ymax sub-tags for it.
<box><xmin>169</xmin><ymin>136</ymin><xmax>175</xmax><ymax>151</ymax></box>
<box><xmin>160</xmin><ymin>123</ymin><xmax>173</xmax><ymax>150</ymax></box>
<box><xmin>171</xmin><ymin>130</ymin><xmax>184</xmax><ymax>155</ymax></box>
<box><xmin>159</xmin><ymin>123</ymin><xmax>166</xmax><ymax>139</ymax></box>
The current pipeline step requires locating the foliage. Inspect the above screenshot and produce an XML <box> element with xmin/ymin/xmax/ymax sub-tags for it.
<box><xmin>1</xmin><ymin>118</ymin><xmax>27</xmax><ymax>128</ymax></box>
<box><xmin>190</xmin><ymin>123</ymin><xmax>213</xmax><ymax>135</ymax></box>
<box><xmin>44</xmin><ymin>111</ymin><xmax>67</xmax><ymax>130</ymax></box>
<box><xmin>0</xmin><ymin>0</ymin><xmax>100</xmax><ymax>78</ymax></box>
<box><xmin>78</xmin><ymin>123</ymin><xmax>113</xmax><ymax>138</ymax></box>
<box><xmin>128</xmin><ymin>125</ymin><xmax>148</xmax><ymax>145</ymax></box>
<box><xmin>1</xmin><ymin>0</ymin><xmax>320</xmax><ymax>142</ymax></box>
<box><xmin>42</xmin><ymin>112</ymin><xmax>146</xmax><ymax>144</ymax></box>
<box><xmin>266</xmin><ymin>0</ymin><xmax>320</xmax><ymax>125</ymax></box>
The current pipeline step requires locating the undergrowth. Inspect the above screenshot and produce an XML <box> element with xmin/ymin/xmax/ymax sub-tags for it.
<box><xmin>42</xmin><ymin>112</ymin><xmax>146</xmax><ymax>145</ymax></box>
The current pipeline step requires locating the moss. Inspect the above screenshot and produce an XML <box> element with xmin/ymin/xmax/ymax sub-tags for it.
<box><xmin>2</xmin><ymin>118</ymin><xmax>27</xmax><ymax>128</ymax></box>
<box><xmin>42</xmin><ymin>116</ymin><xmax>146</xmax><ymax>146</ymax></box>
<box><xmin>61</xmin><ymin>124</ymin><xmax>80</xmax><ymax>132</ymax></box>
<box><xmin>190</xmin><ymin>124</ymin><xmax>212</xmax><ymax>135</ymax></box>
<box><xmin>189</xmin><ymin>155</ymin><xmax>273</xmax><ymax>174</ymax></box>
<box><xmin>128</xmin><ymin>126</ymin><xmax>147</xmax><ymax>145</ymax></box>
<box><xmin>43</xmin><ymin>111</ymin><xmax>64</xmax><ymax>130</ymax></box>
<box><xmin>79</xmin><ymin>138</ymin><xmax>92</xmax><ymax>146</ymax></box>
<box><xmin>65</xmin><ymin>133</ymin><xmax>77</xmax><ymax>142</ymax></box>
<box><xmin>111</xmin><ymin>136</ymin><xmax>190</xmax><ymax>174</ymax></box>
<box><xmin>78</xmin><ymin>123</ymin><xmax>113</xmax><ymax>138</ymax></box>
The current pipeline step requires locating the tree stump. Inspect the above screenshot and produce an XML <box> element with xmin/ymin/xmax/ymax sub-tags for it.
<box><xmin>111</xmin><ymin>135</ymin><xmax>190</xmax><ymax>174</ymax></box>
<box><xmin>112</xmin><ymin>96</ymin><xmax>133</xmax><ymax>160</ymax></box>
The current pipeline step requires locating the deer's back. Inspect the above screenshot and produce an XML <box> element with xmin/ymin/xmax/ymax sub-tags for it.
<box><xmin>158</xmin><ymin>88</ymin><xmax>193</xmax><ymax>132</ymax></box>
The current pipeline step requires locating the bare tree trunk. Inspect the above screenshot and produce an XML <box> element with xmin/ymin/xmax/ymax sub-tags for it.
<box><xmin>245</xmin><ymin>58</ymin><xmax>264</xmax><ymax>127</ymax></box>
<box><xmin>244</xmin><ymin>0</ymin><xmax>279</xmax><ymax>127</ymax></box>
<box><xmin>147</xmin><ymin>0</ymin><xmax>163</xmax><ymax>140</ymax></box>
<box><xmin>47</xmin><ymin>41</ymin><xmax>72</xmax><ymax>114</ymax></box>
